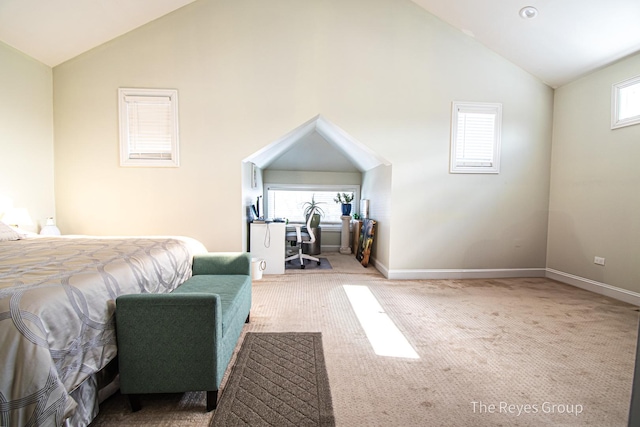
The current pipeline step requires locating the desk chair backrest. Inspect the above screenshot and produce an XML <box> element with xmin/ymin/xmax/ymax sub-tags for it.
<box><xmin>285</xmin><ymin>207</ymin><xmax>321</xmax><ymax>268</ymax></box>
<box><xmin>303</xmin><ymin>207</ymin><xmax>317</xmax><ymax>244</ymax></box>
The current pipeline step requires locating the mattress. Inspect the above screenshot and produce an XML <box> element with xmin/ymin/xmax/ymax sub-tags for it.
<box><xmin>0</xmin><ymin>235</ymin><xmax>207</xmax><ymax>427</ymax></box>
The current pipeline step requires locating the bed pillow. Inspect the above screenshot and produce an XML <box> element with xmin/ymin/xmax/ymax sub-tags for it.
<box><xmin>0</xmin><ymin>221</ymin><xmax>23</xmax><ymax>241</ymax></box>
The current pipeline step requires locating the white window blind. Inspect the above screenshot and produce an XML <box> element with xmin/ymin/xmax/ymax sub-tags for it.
<box><xmin>612</xmin><ymin>75</ymin><xmax>640</xmax><ymax>129</ymax></box>
<box><xmin>450</xmin><ymin>102</ymin><xmax>502</xmax><ymax>174</ymax></box>
<box><xmin>125</xmin><ymin>96</ymin><xmax>172</xmax><ymax>159</ymax></box>
<box><xmin>119</xmin><ymin>88</ymin><xmax>179</xmax><ymax>167</ymax></box>
<box><xmin>265</xmin><ymin>186</ymin><xmax>359</xmax><ymax>224</ymax></box>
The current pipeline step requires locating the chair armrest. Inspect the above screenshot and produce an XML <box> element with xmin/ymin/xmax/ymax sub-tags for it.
<box><xmin>116</xmin><ymin>293</ymin><xmax>221</xmax><ymax>393</ymax></box>
<box><xmin>192</xmin><ymin>252</ymin><xmax>251</xmax><ymax>276</ymax></box>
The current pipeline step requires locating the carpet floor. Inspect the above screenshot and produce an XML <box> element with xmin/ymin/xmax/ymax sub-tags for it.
<box><xmin>90</xmin><ymin>253</ymin><xmax>638</xmax><ymax>426</ymax></box>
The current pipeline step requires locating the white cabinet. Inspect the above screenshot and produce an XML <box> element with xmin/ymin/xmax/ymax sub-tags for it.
<box><xmin>250</xmin><ymin>222</ymin><xmax>285</xmax><ymax>275</ymax></box>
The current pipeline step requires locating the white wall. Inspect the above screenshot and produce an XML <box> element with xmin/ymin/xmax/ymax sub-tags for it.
<box><xmin>0</xmin><ymin>42</ymin><xmax>55</xmax><ymax>232</ymax></box>
<box><xmin>52</xmin><ymin>0</ymin><xmax>553</xmax><ymax>269</ymax></box>
<box><xmin>548</xmin><ymin>52</ymin><xmax>640</xmax><ymax>294</ymax></box>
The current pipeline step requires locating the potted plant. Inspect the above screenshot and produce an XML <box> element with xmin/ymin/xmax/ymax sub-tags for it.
<box><xmin>333</xmin><ymin>192</ymin><xmax>354</xmax><ymax>216</ymax></box>
<box><xmin>302</xmin><ymin>195</ymin><xmax>325</xmax><ymax>228</ymax></box>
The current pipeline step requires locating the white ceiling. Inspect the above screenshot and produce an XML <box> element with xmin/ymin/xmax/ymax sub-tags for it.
<box><xmin>0</xmin><ymin>0</ymin><xmax>198</xmax><ymax>67</ymax></box>
<box><xmin>411</xmin><ymin>0</ymin><xmax>640</xmax><ymax>87</ymax></box>
<box><xmin>267</xmin><ymin>132</ymin><xmax>361</xmax><ymax>173</ymax></box>
<box><xmin>246</xmin><ymin>115</ymin><xmax>390</xmax><ymax>173</ymax></box>
<box><xmin>0</xmin><ymin>0</ymin><xmax>639</xmax><ymax>87</ymax></box>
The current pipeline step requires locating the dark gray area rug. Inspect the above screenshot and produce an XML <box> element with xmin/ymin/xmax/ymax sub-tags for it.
<box><xmin>211</xmin><ymin>332</ymin><xmax>335</xmax><ymax>426</ymax></box>
<box><xmin>285</xmin><ymin>257</ymin><xmax>332</xmax><ymax>270</ymax></box>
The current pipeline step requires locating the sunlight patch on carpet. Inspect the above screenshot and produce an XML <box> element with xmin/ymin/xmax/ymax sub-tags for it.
<box><xmin>343</xmin><ymin>285</ymin><xmax>419</xmax><ymax>359</ymax></box>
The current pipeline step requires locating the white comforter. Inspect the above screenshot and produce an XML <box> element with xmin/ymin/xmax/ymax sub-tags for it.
<box><xmin>0</xmin><ymin>235</ymin><xmax>206</xmax><ymax>427</ymax></box>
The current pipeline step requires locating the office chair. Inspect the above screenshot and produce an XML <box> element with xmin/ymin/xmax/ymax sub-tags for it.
<box><xmin>285</xmin><ymin>207</ymin><xmax>321</xmax><ymax>269</ymax></box>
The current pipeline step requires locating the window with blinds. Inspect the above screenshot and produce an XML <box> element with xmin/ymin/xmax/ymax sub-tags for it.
<box><xmin>265</xmin><ymin>185</ymin><xmax>359</xmax><ymax>224</ymax></box>
<box><xmin>450</xmin><ymin>101</ymin><xmax>502</xmax><ymax>174</ymax></box>
<box><xmin>118</xmin><ymin>88</ymin><xmax>179</xmax><ymax>167</ymax></box>
<box><xmin>612</xmin><ymin>75</ymin><xmax>640</xmax><ymax>129</ymax></box>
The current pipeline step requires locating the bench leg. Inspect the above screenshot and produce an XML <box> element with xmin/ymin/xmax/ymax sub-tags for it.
<box><xmin>245</xmin><ymin>313</ymin><xmax>250</xmax><ymax>323</ymax></box>
<box><xmin>128</xmin><ymin>394</ymin><xmax>142</xmax><ymax>412</ymax></box>
<box><xmin>206</xmin><ymin>390</ymin><xmax>218</xmax><ymax>411</ymax></box>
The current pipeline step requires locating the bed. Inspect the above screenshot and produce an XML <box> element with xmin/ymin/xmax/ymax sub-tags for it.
<box><xmin>0</xmin><ymin>224</ymin><xmax>207</xmax><ymax>427</ymax></box>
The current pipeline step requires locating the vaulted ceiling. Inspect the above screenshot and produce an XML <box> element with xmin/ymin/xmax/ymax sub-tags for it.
<box><xmin>0</xmin><ymin>0</ymin><xmax>198</xmax><ymax>67</ymax></box>
<box><xmin>246</xmin><ymin>115</ymin><xmax>389</xmax><ymax>173</ymax></box>
<box><xmin>410</xmin><ymin>0</ymin><xmax>640</xmax><ymax>88</ymax></box>
<box><xmin>1</xmin><ymin>0</ymin><xmax>639</xmax><ymax>88</ymax></box>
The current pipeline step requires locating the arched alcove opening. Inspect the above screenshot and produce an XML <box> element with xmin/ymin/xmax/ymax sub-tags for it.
<box><xmin>241</xmin><ymin>115</ymin><xmax>392</xmax><ymax>272</ymax></box>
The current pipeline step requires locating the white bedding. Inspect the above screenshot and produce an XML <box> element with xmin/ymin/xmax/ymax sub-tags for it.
<box><xmin>0</xmin><ymin>235</ymin><xmax>207</xmax><ymax>427</ymax></box>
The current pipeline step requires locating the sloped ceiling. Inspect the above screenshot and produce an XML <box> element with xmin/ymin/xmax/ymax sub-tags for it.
<box><xmin>411</xmin><ymin>0</ymin><xmax>640</xmax><ymax>88</ymax></box>
<box><xmin>245</xmin><ymin>115</ymin><xmax>390</xmax><ymax>173</ymax></box>
<box><xmin>1</xmin><ymin>0</ymin><xmax>639</xmax><ymax>87</ymax></box>
<box><xmin>267</xmin><ymin>132</ymin><xmax>360</xmax><ymax>173</ymax></box>
<box><xmin>0</xmin><ymin>0</ymin><xmax>198</xmax><ymax>67</ymax></box>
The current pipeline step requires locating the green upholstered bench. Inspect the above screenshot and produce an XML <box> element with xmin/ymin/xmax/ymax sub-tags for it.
<box><xmin>115</xmin><ymin>252</ymin><xmax>252</xmax><ymax>412</ymax></box>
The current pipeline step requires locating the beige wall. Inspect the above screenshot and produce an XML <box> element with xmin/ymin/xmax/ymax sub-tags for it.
<box><xmin>241</xmin><ymin>161</ymin><xmax>263</xmax><ymax>251</ymax></box>
<box><xmin>362</xmin><ymin>164</ymin><xmax>392</xmax><ymax>271</ymax></box>
<box><xmin>52</xmin><ymin>0</ymin><xmax>553</xmax><ymax>268</ymax></box>
<box><xmin>263</xmin><ymin>170</ymin><xmax>362</xmax><ymax>187</ymax></box>
<box><xmin>548</xmin><ymin>52</ymin><xmax>640</xmax><ymax>293</ymax></box>
<box><xmin>0</xmin><ymin>42</ymin><xmax>55</xmax><ymax>232</ymax></box>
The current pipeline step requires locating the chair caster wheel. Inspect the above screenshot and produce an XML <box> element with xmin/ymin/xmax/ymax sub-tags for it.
<box><xmin>301</xmin><ymin>265</ymin><xmax>305</xmax><ymax>269</ymax></box>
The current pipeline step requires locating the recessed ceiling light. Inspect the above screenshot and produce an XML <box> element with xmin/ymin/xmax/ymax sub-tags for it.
<box><xmin>519</xmin><ymin>6</ymin><xmax>538</xmax><ymax>19</ymax></box>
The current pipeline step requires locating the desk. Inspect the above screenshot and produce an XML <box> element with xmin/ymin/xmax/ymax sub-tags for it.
<box><xmin>250</xmin><ymin>222</ymin><xmax>285</xmax><ymax>274</ymax></box>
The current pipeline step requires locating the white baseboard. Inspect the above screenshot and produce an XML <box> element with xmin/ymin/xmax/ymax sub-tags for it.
<box><xmin>356</xmin><ymin>261</ymin><xmax>640</xmax><ymax>307</ymax></box>
<box><xmin>385</xmin><ymin>268</ymin><xmax>545</xmax><ymax>280</ymax></box>
<box><xmin>370</xmin><ymin>257</ymin><xmax>389</xmax><ymax>277</ymax></box>
<box><xmin>546</xmin><ymin>268</ymin><xmax>640</xmax><ymax>306</ymax></box>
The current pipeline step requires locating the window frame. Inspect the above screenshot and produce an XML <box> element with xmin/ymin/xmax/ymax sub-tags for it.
<box><xmin>449</xmin><ymin>101</ymin><xmax>502</xmax><ymax>174</ymax></box>
<box><xmin>611</xmin><ymin>75</ymin><xmax>640</xmax><ymax>130</ymax></box>
<box><xmin>118</xmin><ymin>88</ymin><xmax>180</xmax><ymax>167</ymax></box>
<box><xmin>264</xmin><ymin>183</ymin><xmax>361</xmax><ymax>227</ymax></box>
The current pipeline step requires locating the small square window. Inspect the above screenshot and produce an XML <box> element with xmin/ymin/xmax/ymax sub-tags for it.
<box><xmin>118</xmin><ymin>88</ymin><xmax>179</xmax><ymax>167</ymax></box>
<box><xmin>612</xmin><ymin>75</ymin><xmax>640</xmax><ymax>129</ymax></box>
<box><xmin>450</xmin><ymin>101</ymin><xmax>502</xmax><ymax>174</ymax></box>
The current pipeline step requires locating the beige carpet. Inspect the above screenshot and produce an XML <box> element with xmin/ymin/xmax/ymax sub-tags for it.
<box><xmin>91</xmin><ymin>253</ymin><xmax>638</xmax><ymax>426</ymax></box>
